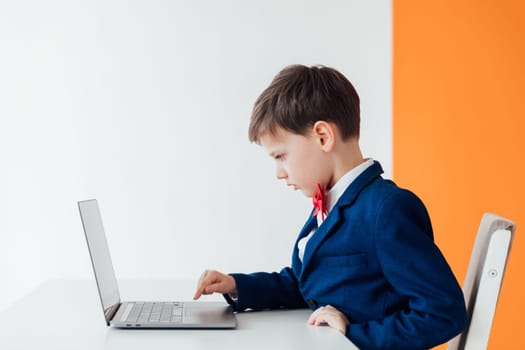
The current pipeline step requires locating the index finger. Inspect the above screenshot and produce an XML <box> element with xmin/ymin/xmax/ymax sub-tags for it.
<box><xmin>193</xmin><ymin>270</ymin><xmax>209</xmax><ymax>300</ymax></box>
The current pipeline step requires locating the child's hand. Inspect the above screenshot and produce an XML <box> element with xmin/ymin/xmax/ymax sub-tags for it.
<box><xmin>193</xmin><ymin>269</ymin><xmax>237</xmax><ymax>300</ymax></box>
<box><xmin>308</xmin><ymin>305</ymin><xmax>350</xmax><ymax>335</ymax></box>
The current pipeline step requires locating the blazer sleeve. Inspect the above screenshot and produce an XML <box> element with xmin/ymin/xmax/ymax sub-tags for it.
<box><xmin>346</xmin><ymin>189</ymin><xmax>468</xmax><ymax>350</ymax></box>
<box><xmin>223</xmin><ymin>267</ymin><xmax>307</xmax><ymax>311</ymax></box>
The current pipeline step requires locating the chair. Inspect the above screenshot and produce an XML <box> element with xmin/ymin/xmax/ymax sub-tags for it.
<box><xmin>447</xmin><ymin>213</ymin><xmax>516</xmax><ymax>350</ymax></box>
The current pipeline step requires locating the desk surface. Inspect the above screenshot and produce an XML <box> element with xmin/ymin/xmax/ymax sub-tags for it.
<box><xmin>0</xmin><ymin>280</ymin><xmax>357</xmax><ymax>350</ymax></box>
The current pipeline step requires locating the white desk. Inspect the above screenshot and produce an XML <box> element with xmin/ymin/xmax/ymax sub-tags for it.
<box><xmin>0</xmin><ymin>280</ymin><xmax>357</xmax><ymax>349</ymax></box>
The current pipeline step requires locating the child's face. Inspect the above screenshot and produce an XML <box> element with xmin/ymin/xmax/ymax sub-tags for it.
<box><xmin>259</xmin><ymin>127</ymin><xmax>333</xmax><ymax>198</ymax></box>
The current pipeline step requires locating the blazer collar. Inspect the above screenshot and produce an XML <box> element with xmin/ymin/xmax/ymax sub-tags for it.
<box><xmin>298</xmin><ymin>161</ymin><xmax>384</xmax><ymax>278</ymax></box>
<box><xmin>332</xmin><ymin>160</ymin><xmax>384</xmax><ymax>209</ymax></box>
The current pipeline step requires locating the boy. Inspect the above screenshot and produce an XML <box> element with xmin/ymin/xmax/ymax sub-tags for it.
<box><xmin>193</xmin><ymin>65</ymin><xmax>467</xmax><ymax>349</ymax></box>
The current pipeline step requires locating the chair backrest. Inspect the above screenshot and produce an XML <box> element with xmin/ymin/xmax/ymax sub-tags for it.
<box><xmin>447</xmin><ymin>213</ymin><xmax>516</xmax><ymax>350</ymax></box>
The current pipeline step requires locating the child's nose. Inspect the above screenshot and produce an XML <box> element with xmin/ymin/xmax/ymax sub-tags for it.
<box><xmin>276</xmin><ymin>166</ymin><xmax>287</xmax><ymax>179</ymax></box>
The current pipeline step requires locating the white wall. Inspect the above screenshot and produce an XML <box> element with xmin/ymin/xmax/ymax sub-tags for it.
<box><xmin>0</xmin><ymin>0</ymin><xmax>391</xmax><ymax>311</ymax></box>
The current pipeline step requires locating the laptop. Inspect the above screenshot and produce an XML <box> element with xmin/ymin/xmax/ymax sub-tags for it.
<box><xmin>78</xmin><ymin>199</ymin><xmax>237</xmax><ymax>329</ymax></box>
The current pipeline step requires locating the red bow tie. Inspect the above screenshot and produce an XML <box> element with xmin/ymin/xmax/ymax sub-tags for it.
<box><xmin>312</xmin><ymin>184</ymin><xmax>328</xmax><ymax>220</ymax></box>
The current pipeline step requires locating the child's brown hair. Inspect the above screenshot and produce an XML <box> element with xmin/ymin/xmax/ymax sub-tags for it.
<box><xmin>249</xmin><ymin>64</ymin><xmax>360</xmax><ymax>143</ymax></box>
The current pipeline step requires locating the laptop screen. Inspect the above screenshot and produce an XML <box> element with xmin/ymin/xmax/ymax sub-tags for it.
<box><xmin>78</xmin><ymin>199</ymin><xmax>121</xmax><ymax>324</ymax></box>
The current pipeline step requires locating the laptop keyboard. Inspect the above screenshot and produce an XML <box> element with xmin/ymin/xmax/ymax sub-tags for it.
<box><xmin>121</xmin><ymin>302</ymin><xmax>183</xmax><ymax>324</ymax></box>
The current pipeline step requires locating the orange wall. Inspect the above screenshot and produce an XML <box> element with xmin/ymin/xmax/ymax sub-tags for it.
<box><xmin>393</xmin><ymin>1</ymin><xmax>525</xmax><ymax>348</ymax></box>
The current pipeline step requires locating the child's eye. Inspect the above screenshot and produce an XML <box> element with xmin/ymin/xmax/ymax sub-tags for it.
<box><xmin>275</xmin><ymin>154</ymin><xmax>285</xmax><ymax>160</ymax></box>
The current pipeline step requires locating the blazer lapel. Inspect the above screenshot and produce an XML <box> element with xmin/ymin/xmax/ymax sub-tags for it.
<box><xmin>299</xmin><ymin>161</ymin><xmax>384</xmax><ymax>278</ymax></box>
<box><xmin>292</xmin><ymin>211</ymin><xmax>318</xmax><ymax>276</ymax></box>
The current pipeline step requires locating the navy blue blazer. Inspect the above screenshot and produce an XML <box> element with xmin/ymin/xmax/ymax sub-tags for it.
<box><xmin>226</xmin><ymin>161</ymin><xmax>467</xmax><ymax>349</ymax></box>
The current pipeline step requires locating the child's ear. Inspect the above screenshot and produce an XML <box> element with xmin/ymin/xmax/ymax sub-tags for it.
<box><xmin>312</xmin><ymin>121</ymin><xmax>335</xmax><ymax>152</ymax></box>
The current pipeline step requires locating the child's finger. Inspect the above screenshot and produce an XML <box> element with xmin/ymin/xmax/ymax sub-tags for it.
<box><xmin>308</xmin><ymin>306</ymin><xmax>327</xmax><ymax>325</ymax></box>
<box><xmin>193</xmin><ymin>270</ymin><xmax>211</xmax><ymax>299</ymax></box>
<box><xmin>193</xmin><ymin>283</ymin><xmax>206</xmax><ymax>300</ymax></box>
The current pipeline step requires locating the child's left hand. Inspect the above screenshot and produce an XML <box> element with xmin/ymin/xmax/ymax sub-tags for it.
<box><xmin>308</xmin><ymin>305</ymin><xmax>350</xmax><ymax>335</ymax></box>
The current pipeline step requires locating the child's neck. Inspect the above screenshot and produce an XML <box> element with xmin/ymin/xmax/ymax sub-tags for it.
<box><xmin>328</xmin><ymin>138</ymin><xmax>365</xmax><ymax>188</ymax></box>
